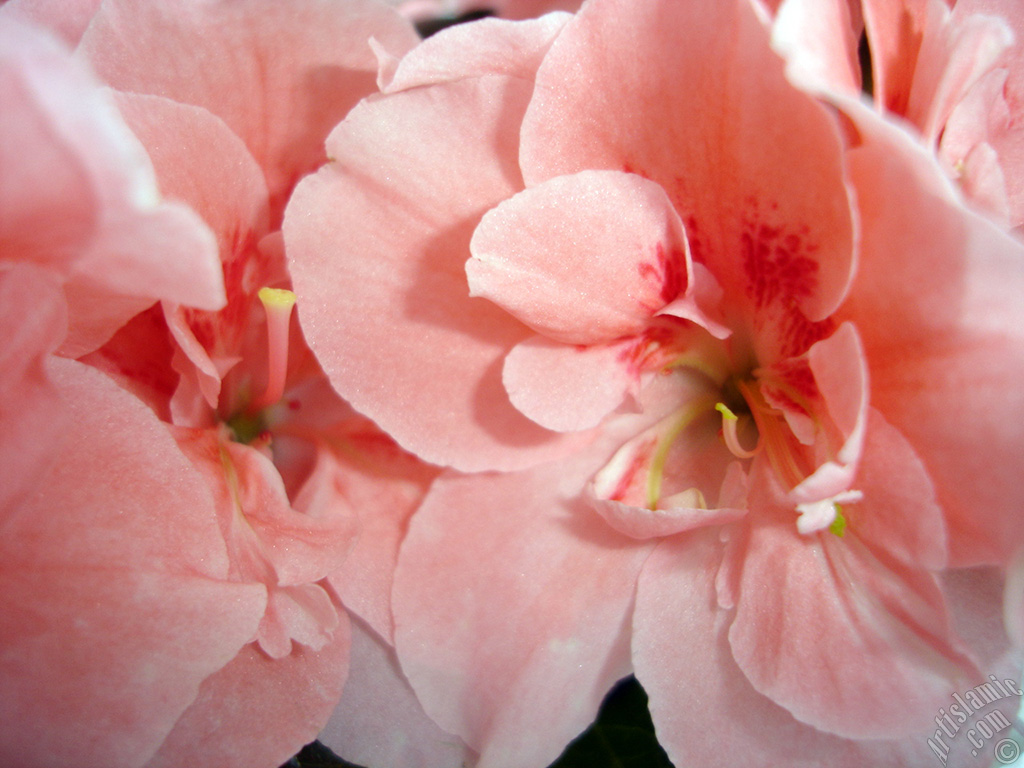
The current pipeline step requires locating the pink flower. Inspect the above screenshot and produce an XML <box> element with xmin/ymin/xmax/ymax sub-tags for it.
<box><xmin>4</xmin><ymin>2</ymin><xmax>469</xmax><ymax>766</ymax></box>
<box><xmin>0</xmin><ymin>16</ymin><xmax>268</xmax><ymax>768</ymax></box>
<box><xmin>285</xmin><ymin>1</ymin><xmax>1024</xmax><ymax>765</ymax></box>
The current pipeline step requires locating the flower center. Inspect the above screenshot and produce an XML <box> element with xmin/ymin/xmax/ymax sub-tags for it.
<box><xmin>223</xmin><ymin>286</ymin><xmax>296</xmax><ymax>446</ymax></box>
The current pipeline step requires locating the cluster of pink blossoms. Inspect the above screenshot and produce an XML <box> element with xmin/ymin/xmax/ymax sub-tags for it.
<box><xmin>3</xmin><ymin>0</ymin><xmax>1024</xmax><ymax>767</ymax></box>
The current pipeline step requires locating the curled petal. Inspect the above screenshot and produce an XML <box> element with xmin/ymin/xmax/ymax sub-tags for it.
<box><xmin>468</xmin><ymin>170</ymin><xmax>691</xmax><ymax>345</ymax></box>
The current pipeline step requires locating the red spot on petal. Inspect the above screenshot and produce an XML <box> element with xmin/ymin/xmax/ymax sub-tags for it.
<box><xmin>638</xmin><ymin>243</ymin><xmax>687</xmax><ymax>307</ymax></box>
<box><xmin>740</xmin><ymin>211</ymin><xmax>819</xmax><ymax>312</ymax></box>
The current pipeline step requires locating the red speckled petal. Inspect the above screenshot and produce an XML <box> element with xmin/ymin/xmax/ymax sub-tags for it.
<box><xmin>520</xmin><ymin>0</ymin><xmax>855</xmax><ymax>323</ymax></box>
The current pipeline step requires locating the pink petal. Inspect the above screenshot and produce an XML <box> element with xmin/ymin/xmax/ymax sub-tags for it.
<box><xmin>634</xmin><ymin>533</ymin><xmax>947</xmax><ymax>767</ymax></box>
<box><xmin>587</xmin><ymin>371</ymin><xmax>752</xmax><ymax>512</ymax></box>
<box><xmin>1004</xmin><ymin>553</ymin><xmax>1024</xmax><ymax>649</ymax></box>
<box><xmin>909</xmin><ymin>3</ymin><xmax>1013</xmax><ymax>143</ymax></box>
<box><xmin>285</xmin><ymin>75</ymin><xmax>582</xmax><ymax>471</ymax></box>
<box><xmin>78</xmin><ymin>305</ymin><xmax>178</xmax><ymax>421</ymax></box>
<box><xmin>846</xmin><ymin>409</ymin><xmax>947</xmax><ymax>570</ymax></box>
<box><xmin>111</xmin><ymin>92</ymin><xmax>270</xmax><ymax>265</ymax></box>
<box><xmin>393</xmin><ymin>462</ymin><xmax>651</xmax><ymax>768</ymax></box>
<box><xmin>728</xmin><ymin>484</ymin><xmax>977</xmax><ymax>738</ymax></box>
<box><xmin>589</xmin><ymin>494</ymin><xmax>747</xmax><ymax>540</ymax></box>
<box><xmin>80</xmin><ymin>0</ymin><xmax>419</xmax><ymax>217</ymax></box>
<box><xmin>0</xmin><ymin>266</ymin><xmax>66</xmax><ymax>512</ymax></box>
<box><xmin>381</xmin><ymin>12</ymin><xmax>569</xmax><ymax>92</ymax></box>
<box><xmin>175</xmin><ymin>433</ymin><xmax>356</xmax><ymax>590</ymax></box>
<box><xmin>320</xmin><ymin>617</ymin><xmax>472</xmax><ymax>768</ymax></box>
<box><xmin>311</xmin><ymin>422</ymin><xmax>440</xmax><ymax>644</ymax></box>
<box><xmin>467</xmin><ymin>170</ymin><xmax>689</xmax><ymax>345</ymax></box>
<box><xmin>861</xmin><ymin>0</ymin><xmax>932</xmax><ymax>117</ymax></box>
<box><xmin>955</xmin><ymin>0</ymin><xmax>1024</xmax><ymax>226</ymax></box>
<box><xmin>502</xmin><ymin>335</ymin><xmax>638</xmax><ymax>432</ymax></box>
<box><xmin>0</xmin><ymin>0</ymin><xmax>102</xmax><ymax>46</ymax></box>
<box><xmin>144</xmin><ymin>634</ymin><xmax>350</xmax><ymax>768</ymax></box>
<box><xmin>838</xmin><ymin>104</ymin><xmax>1024</xmax><ymax>565</ymax></box>
<box><xmin>519</xmin><ymin>0</ymin><xmax>855</xmax><ymax>323</ymax></box>
<box><xmin>771</xmin><ymin>0</ymin><xmax>863</xmax><ymax>94</ymax></box>
<box><xmin>0</xmin><ymin>16</ymin><xmax>225</xmax><ymax>354</ymax></box>
<box><xmin>0</xmin><ymin>358</ymin><xmax>266</xmax><ymax>768</ymax></box>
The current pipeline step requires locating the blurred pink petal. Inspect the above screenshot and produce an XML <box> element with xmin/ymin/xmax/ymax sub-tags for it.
<box><xmin>0</xmin><ymin>267</ymin><xmax>66</xmax><ymax>511</ymax></box>
<box><xmin>0</xmin><ymin>359</ymin><xmax>265</xmax><ymax>768</ymax></box>
<box><xmin>0</xmin><ymin>15</ymin><xmax>225</xmax><ymax>355</ymax></box>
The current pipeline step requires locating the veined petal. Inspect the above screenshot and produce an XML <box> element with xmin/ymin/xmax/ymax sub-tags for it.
<box><xmin>634</xmin><ymin>532</ymin><xmax>951</xmax><ymax>767</ymax></box>
<box><xmin>729</xmin><ymin>484</ymin><xmax>976</xmax><ymax>738</ymax></box>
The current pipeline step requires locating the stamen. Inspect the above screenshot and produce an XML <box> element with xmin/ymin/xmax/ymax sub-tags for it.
<box><xmin>646</xmin><ymin>396</ymin><xmax>717</xmax><ymax>509</ymax></box>
<box><xmin>252</xmin><ymin>287</ymin><xmax>296</xmax><ymax>411</ymax></box>
<box><xmin>796</xmin><ymin>491</ymin><xmax>862</xmax><ymax>535</ymax></box>
<box><xmin>738</xmin><ymin>379</ymin><xmax>805</xmax><ymax>489</ymax></box>
<box><xmin>715</xmin><ymin>402</ymin><xmax>759</xmax><ymax>459</ymax></box>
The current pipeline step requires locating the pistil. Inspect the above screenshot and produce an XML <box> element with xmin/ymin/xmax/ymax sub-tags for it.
<box><xmin>252</xmin><ymin>287</ymin><xmax>296</xmax><ymax>412</ymax></box>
